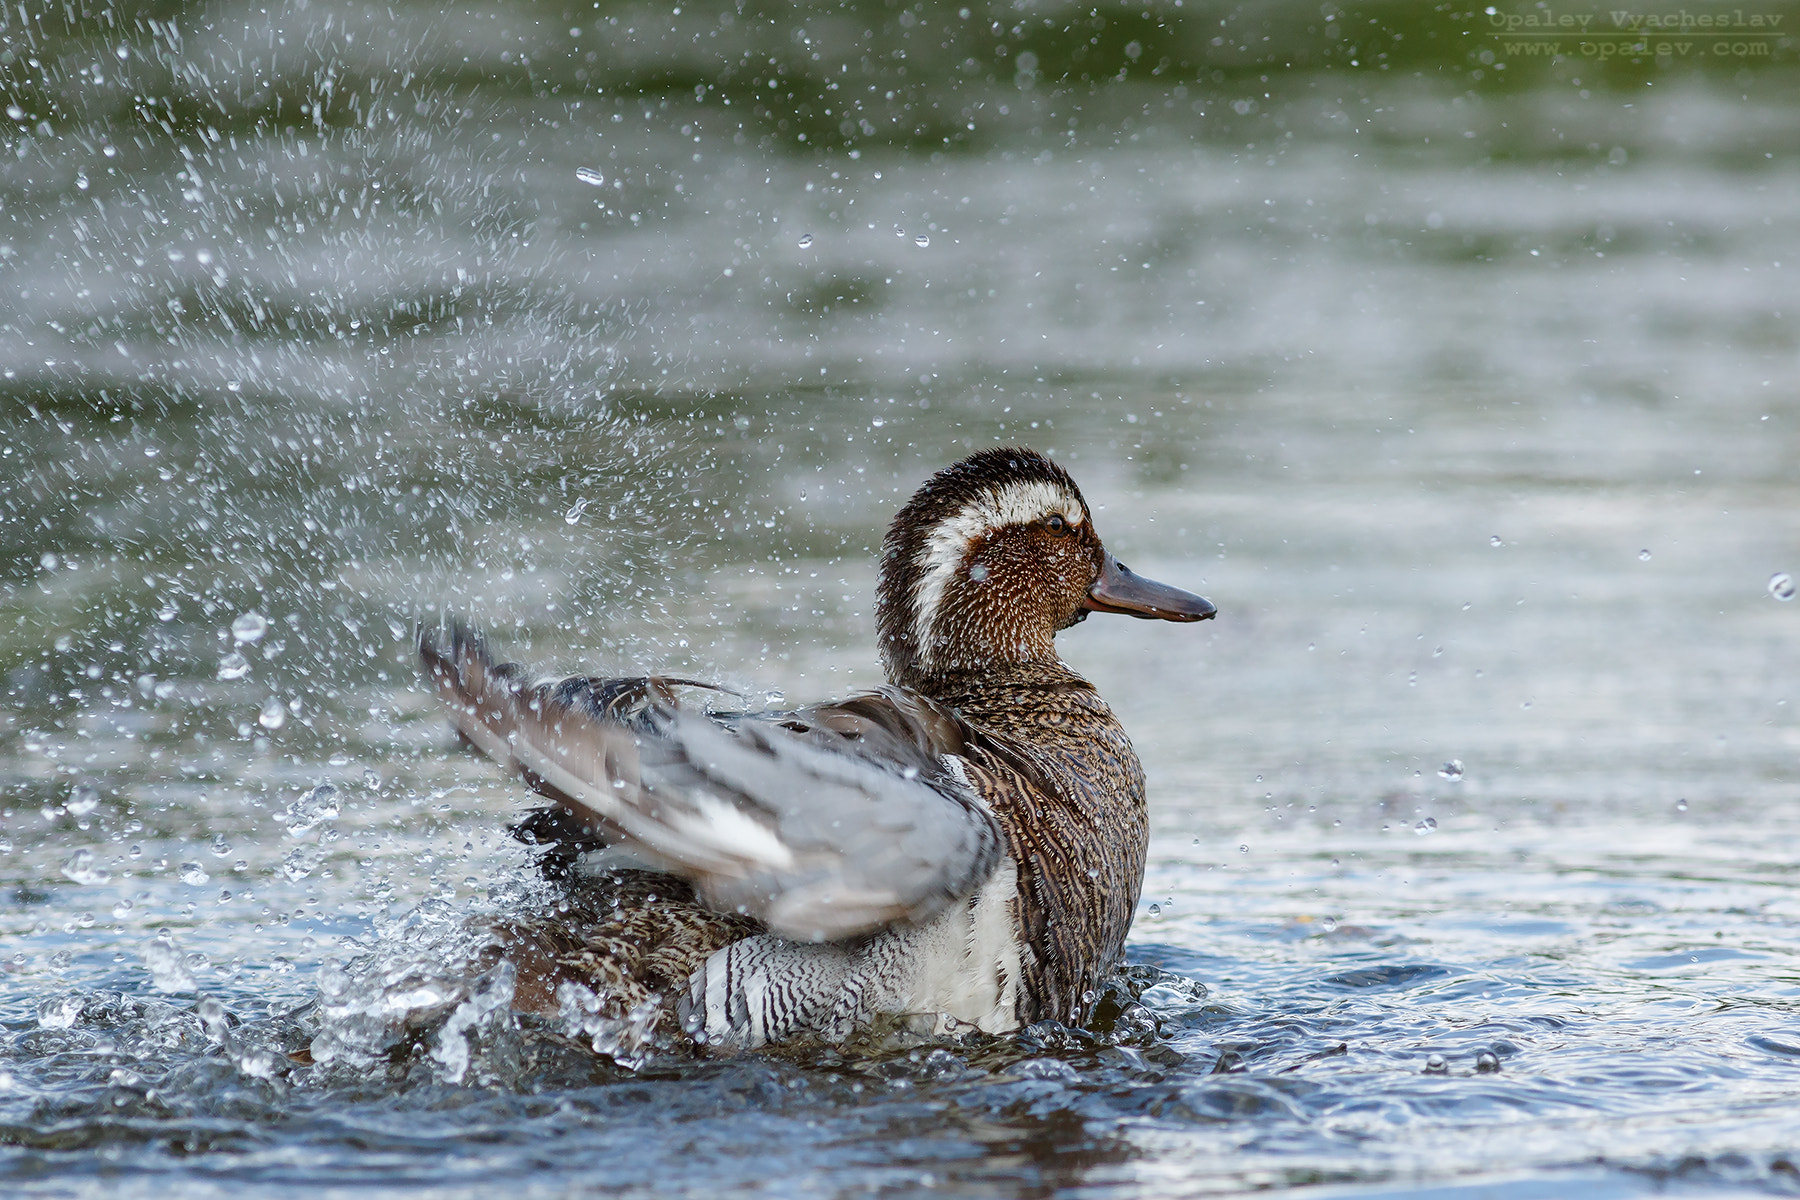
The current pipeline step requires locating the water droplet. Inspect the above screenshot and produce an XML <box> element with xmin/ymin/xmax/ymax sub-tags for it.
<box><xmin>1771</xmin><ymin>572</ymin><xmax>1796</xmax><ymax>601</ymax></box>
<box><xmin>217</xmin><ymin>652</ymin><xmax>250</xmax><ymax>681</ymax></box>
<box><xmin>236</xmin><ymin>1046</ymin><xmax>281</xmax><ymax>1080</ymax></box>
<box><xmin>231</xmin><ymin>611</ymin><xmax>267</xmax><ymax>643</ymax></box>
<box><xmin>282</xmin><ymin>784</ymin><xmax>340</xmax><ymax>834</ymax></box>
<box><xmin>1238</xmin><ymin>844</ymin><xmax>1249</xmax><ymax>853</ymax></box>
<box><xmin>762</xmin><ymin>689</ymin><xmax>786</xmax><ymax>707</ymax></box>
<box><xmin>1415</xmin><ymin>817</ymin><xmax>1438</xmax><ymax>835</ymax></box>
<box><xmin>195</xmin><ymin>995</ymin><xmax>230</xmax><ymax>1041</ymax></box>
<box><xmin>1638</xmin><ymin>549</ymin><xmax>1652</xmax><ymax>561</ymax></box>
<box><xmin>1676</xmin><ymin>798</ymin><xmax>1689</xmax><ymax>812</ymax></box>
<box><xmin>1489</xmin><ymin>535</ymin><xmax>1503</xmax><ymax>548</ymax></box>
<box><xmin>210</xmin><ymin>834</ymin><xmax>232</xmax><ymax>858</ymax></box>
<box><xmin>179</xmin><ymin>862</ymin><xmax>210</xmax><ymax>886</ymax></box>
<box><xmin>67</xmin><ymin>784</ymin><xmax>101</xmax><ymax>815</ymax></box>
<box><xmin>38</xmin><ymin>995</ymin><xmax>84</xmax><ymax>1029</ymax></box>
<box><xmin>1438</xmin><ymin>760</ymin><xmax>1464</xmax><ymax>781</ymax></box>
<box><xmin>797</xmin><ymin>233</ymin><xmax>814</xmax><ymax>248</ymax></box>
<box><xmin>564</xmin><ymin>497</ymin><xmax>591</xmax><ymax>525</ymax></box>
<box><xmin>1475</xmin><ymin>1050</ymin><xmax>1501</xmax><ymax>1073</ymax></box>
<box><xmin>282</xmin><ymin>844</ymin><xmax>322</xmax><ymax>881</ymax></box>
<box><xmin>914</xmin><ymin>233</ymin><xmax>930</xmax><ymax>247</ymax></box>
<box><xmin>61</xmin><ymin>848</ymin><xmax>110</xmax><ymax>884</ymax></box>
<box><xmin>1321</xmin><ymin>917</ymin><xmax>1338</xmax><ymax>932</ymax></box>
<box><xmin>1424</xmin><ymin>1053</ymin><xmax>1448</xmax><ymax>1074</ymax></box>
<box><xmin>144</xmin><ymin>935</ymin><xmax>196</xmax><ymax>993</ymax></box>
<box><xmin>257</xmin><ymin>696</ymin><xmax>287</xmax><ymax>730</ymax></box>
<box><xmin>575</xmin><ymin>166</ymin><xmax>605</xmax><ymax>186</ymax></box>
<box><xmin>1146</xmin><ymin>902</ymin><xmax>1162</xmax><ymax>918</ymax></box>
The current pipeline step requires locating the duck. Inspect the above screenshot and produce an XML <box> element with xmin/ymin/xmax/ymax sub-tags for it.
<box><xmin>418</xmin><ymin>447</ymin><xmax>1215</xmax><ymax>1052</ymax></box>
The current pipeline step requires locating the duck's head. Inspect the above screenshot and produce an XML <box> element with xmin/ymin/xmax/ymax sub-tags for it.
<box><xmin>876</xmin><ymin>447</ymin><xmax>1216</xmax><ymax>687</ymax></box>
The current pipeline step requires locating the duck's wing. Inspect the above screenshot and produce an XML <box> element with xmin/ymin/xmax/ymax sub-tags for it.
<box><xmin>418</xmin><ymin>621</ymin><xmax>1004</xmax><ymax>943</ymax></box>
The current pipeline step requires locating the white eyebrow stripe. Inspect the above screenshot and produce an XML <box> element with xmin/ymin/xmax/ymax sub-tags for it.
<box><xmin>908</xmin><ymin>480</ymin><xmax>1084</xmax><ymax>667</ymax></box>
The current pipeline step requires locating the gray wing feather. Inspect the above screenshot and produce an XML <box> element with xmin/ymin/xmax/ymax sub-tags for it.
<box><xmin>418</xmin><ymin>621</ymin><xmax>1004</xmax><ymax>942</ymax></box>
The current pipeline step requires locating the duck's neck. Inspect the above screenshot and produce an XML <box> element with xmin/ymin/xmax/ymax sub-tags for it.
<box><xmin>904</xmin><ymin>659</ymin><xmax>1097</xmax><ymax>713</ymax></box>
<box><xmin>880</xmin><ymin>601</ymin><xmax>1066</xmax><ymax>693</ymax></box>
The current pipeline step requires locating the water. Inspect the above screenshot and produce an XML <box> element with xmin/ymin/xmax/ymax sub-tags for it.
<box><xmin>4</xmin><ymin>0</ymin><xmax>1800</xmax><ymax>1195</ymax></box>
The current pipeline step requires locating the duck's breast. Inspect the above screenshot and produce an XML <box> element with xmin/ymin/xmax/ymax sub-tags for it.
<box><xmin>878</xmin><ymin>855</ymin><xmax>1026</xmax><ymax>1034</ymax></box>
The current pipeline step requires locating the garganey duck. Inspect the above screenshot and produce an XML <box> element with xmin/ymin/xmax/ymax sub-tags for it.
<box><xmin>419</xmin><ymin>447</ymin><xmax>1215</xmax><ymax>1051</ymax></box>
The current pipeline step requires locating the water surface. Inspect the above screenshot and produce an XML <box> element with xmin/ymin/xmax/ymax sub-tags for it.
<box><xmin>3</xmin><ymin>1</ymin><xmax>1800</xmax><ymax>1196</ymax></box>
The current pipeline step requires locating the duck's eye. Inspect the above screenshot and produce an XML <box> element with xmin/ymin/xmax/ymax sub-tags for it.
<box><xmin>1045</xmin><ymin>514</ymin><xmax>1069</xmax><ymax>536</ymax></box>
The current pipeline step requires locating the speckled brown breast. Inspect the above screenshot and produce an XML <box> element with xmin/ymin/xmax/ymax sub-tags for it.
<box><xmin>919</xmin><ymin>660</ymin><xmax>1149</xmax><ymax>1027</ymax></box>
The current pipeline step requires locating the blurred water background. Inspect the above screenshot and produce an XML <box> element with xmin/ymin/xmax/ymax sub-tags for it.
<box><xmin>3</xmin><ymin>0</ymin><xmax>1799</xmax><ymax>1196</ymax></box>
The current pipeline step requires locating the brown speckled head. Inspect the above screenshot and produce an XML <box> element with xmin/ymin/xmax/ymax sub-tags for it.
<box><xmin>877</xmin><ymin>449</ymin><xmax>1214</xmax><ymax>689</ymax></box>
<box><xmin>877</xmin><ymin>448</ymin><xmax>1096</xmax><ymax>688</ymax></box>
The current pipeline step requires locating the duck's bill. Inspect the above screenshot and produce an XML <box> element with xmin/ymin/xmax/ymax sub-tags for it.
<box><xmin>1083</xmin><ymin>553</ymin><xmax>1217</xmax><ymax>622</ymax></box>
